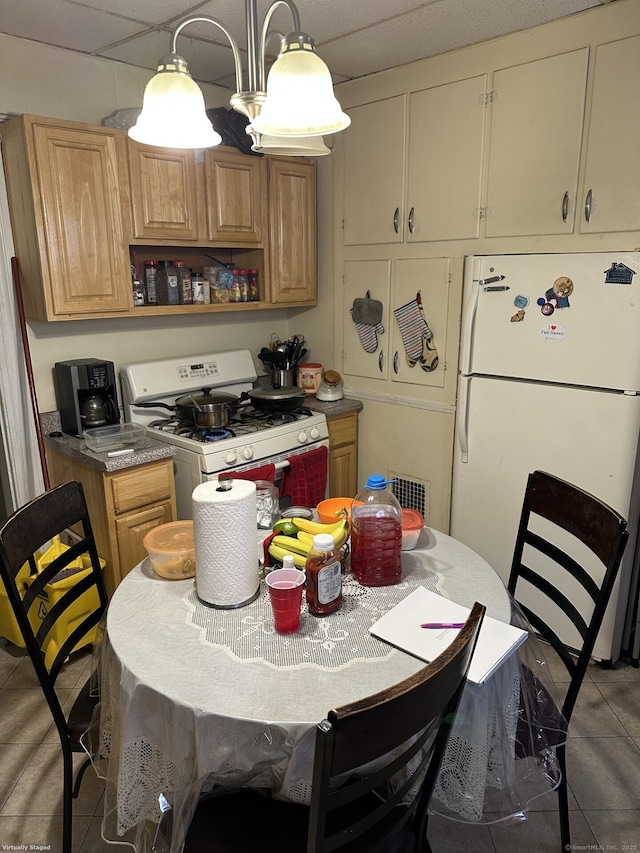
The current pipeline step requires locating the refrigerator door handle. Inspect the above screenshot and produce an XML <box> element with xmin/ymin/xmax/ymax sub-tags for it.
<box><xmin>456</xmin><ymin>374</ymin><xmax>471</xmax><ymax>463</ymax></box>
<box><xmin>460</xmin><ymin>258</ymin><xmax>481</xmax><ymax>375</ymax></box>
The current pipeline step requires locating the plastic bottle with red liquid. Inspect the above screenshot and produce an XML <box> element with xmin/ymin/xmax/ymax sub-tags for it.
<box><xmin>350</xmin><ymin>475</ymin><xmax>403</xmax><ymax>586</ymax></box>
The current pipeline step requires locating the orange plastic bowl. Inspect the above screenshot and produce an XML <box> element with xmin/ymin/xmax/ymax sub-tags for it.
<box><xmin>316</xmin><ymin>497</ymin><xmax>363</xmax><ymax>525</ymax></box>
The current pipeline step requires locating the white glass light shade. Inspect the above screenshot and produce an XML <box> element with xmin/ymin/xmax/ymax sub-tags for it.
<box><xmin>251</xmin><ymin>38</ymin><xmax>351</xmax><ymax>137</ymax></box>
<box><xmin>251</xmin><ymin>132</ymin><xmax>331</xmax><ymax>157</ymax></box>
<box><xmin>129</xmin><ymin>56</ymin><xmax>221</xmax><ymax>149</ymax></box>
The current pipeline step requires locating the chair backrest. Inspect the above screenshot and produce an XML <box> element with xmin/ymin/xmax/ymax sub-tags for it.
<box><xmin>0</xmin><ymin>481</ymin><xmax>108</xmax><ymax>735</ymax></box>
<box><xmin>508</xmin><ymin>470</ymin><xmax>628</xmax><ymax>721</ymax></box>
<box><xmin>307</xmin><ymin>601</ymin><xmax>485</xmax><ymax>853</ymax></box>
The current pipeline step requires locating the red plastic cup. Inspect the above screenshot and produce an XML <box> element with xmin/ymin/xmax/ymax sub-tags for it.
<box><xmin>266</xmin><ymin>568</ymin><xmax>305</xmax><ymax>633</ymax></box>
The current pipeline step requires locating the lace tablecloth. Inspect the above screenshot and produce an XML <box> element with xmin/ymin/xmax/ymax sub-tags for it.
<box><xmin>85</xmin><ymin>527</ymin><xmax>564</xmax><ymax>853</ymax></box>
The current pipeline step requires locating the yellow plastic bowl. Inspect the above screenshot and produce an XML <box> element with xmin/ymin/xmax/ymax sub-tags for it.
<box><xmin>316</xmin><ymin>498</ymin><xmax>363</xmax><ymax>525</ymax></box>
<box><xmin>143</xmin><ymin>521</ymin><xmax>196</xmax><ymax>579</ymax></box>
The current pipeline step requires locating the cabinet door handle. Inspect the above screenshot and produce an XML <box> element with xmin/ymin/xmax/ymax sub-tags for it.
<box><xmin>584</xmin><ymin>188</ymin><xmax>592</xmax><ymax>223</ymax></box>
<box><xmin>393</xmin><ymin>351</ymin><xmax>399</xmax><ymax>374</ymax></box>
<box><xmin>393</xmin><ymin>208</ymin><xmax>399</xmax><ymax>233</ymax></box>
<box><xmin>378</xmin><ymin>350</ymin><xmax>385</xmax><ymax>372</ymax></box>
<box><xmin>562</xmin><ymin>191</ymin><xmax>569</xmax><ymax>223</ymax></box>
<box><xmin>408</xmin><ymin>207</ymin><xmax>415</xmax><ymax>234</ymax></box>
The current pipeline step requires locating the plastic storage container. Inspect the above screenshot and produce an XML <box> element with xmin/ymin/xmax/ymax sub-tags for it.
<box><xmin>83</xmin><ymin>423</ymin><xmax>146</xmax><ymax>453</ymax></box>
<box><xmin>350</xmin><ymin>475</ymin><xmax>403</xmax><ymax>586</ymax></box>
<box><xmin>143</xmin><ymin>521</ymin><xmax>196</xmax><ymax>579</ymax></box>
<box><xmin>401</xmin><ymin>509</ymin><xmax>424</xmax><ymax>551</ymax></box>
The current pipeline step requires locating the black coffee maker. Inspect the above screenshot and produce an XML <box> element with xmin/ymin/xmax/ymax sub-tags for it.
<box><xmin>54</xmin><ymin>358</ymin><xmax>120</xmax><ymax>436</ymax></box>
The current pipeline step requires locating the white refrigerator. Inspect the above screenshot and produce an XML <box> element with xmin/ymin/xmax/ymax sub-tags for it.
<box><xmin>451</xmin><ymin>252</ymin><xmax>640</xmax><ymax>662</ymax></box>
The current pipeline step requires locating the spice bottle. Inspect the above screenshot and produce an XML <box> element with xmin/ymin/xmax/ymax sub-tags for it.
<box><xmin>132</xmin><ymin>279</ymin><xmax>145</xmax><ymax>306</ymax></box>
<box><xmin>191</xmin><ymin>272</ymin><xmax>208</xmax><ymax>304</ymax></box>
<box><xmin>247</xmin><ymin>269</ymin><xmax>259</xmax><ymax>301</ymax></box>
<box><xmin>155</xmin><ymin>260</ymin><xmax>180</xmax><ymax>305</ymax></box>
<box><xmin>305</xmin><ymin>533</ymin><xmax>342</xmax><ymax>616</ymax></box>
<box><xmin>144</xmin><ymin>260</ymin><xmax>158</xmax><ymax>304</ymax></box>
<box><xmin>174</xmin><ymin>260</ymin><xmax>192</xmax><ymax>304</ymax></box>
<box><xmin>351</xmin><ymin>475</ymin><xmax>403</xmax><ymax>587</ymax></box>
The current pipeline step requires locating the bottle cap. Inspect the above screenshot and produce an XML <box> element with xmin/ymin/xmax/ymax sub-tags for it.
<box><xmin>312</xmin><ymin>533</ymin><xmax>335</xmax><ymax>552</ymax></box>
<box><xmin>365</xmin><ymin>474</ymin><xmax>387</xmax><ymax>490</ymax></box>
<box><xmin>282</xmin><ymin>555</ymin><xmax>295</xmax><ymax>569</ymax></box>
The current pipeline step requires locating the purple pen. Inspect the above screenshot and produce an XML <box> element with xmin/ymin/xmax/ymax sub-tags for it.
<box><xmin>420</xmin><ymin>622</ymin><xmax>465</xmax><ymax>629</ymax></box>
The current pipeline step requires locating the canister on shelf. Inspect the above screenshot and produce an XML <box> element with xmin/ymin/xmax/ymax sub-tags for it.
<box><xmin>174</xmin><ymin>260</ymin><xmax>192</xmax><ymax>304</ymax></box>
<box><xmin>144</xmin><ymin>260</ymin><xmax>158</xmax><ymax>304</ymax></box>
<box><xmin>191</xmin><ymin>272</ymin><xmax>209</xmax><ymax>304</ymax></box>
<box><xmin>248</xmin><ymin>269</ymin><xmax>259</xmax><ymax>301</ymax></box>
<box><xmin>298</xmin><ymin>363</ymin><xmax>323</xmax><ymax>395</ymax></box>
<box><xmin>155</xmin><ymin>260</ymin><xmax>180</xmax><ymax>305</ymax></box>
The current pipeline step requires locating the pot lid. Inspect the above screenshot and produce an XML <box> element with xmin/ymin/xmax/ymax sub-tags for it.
<box><xmin>249</xmin><ymin>385</ymin><xmax>306</xmax><ymax>401</ymax></box>
<box><xmin>176</xmin><ymin>390</ymin><xmax>237</xmax><ymax>409</ymax></box>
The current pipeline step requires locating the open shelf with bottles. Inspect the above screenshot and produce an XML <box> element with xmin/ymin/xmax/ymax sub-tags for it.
<box><xmin>129</xmin><ymin>245</ymin><xmax>272</xmax><ymax>314</ymax></box>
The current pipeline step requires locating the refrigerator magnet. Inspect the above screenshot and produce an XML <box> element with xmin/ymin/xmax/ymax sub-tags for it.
<box><xmin>510</xmin><ymin>309</ymin><xmax>526</xmax><ymax>323</ymax></box>
<box><xmin>539</xmin><ymin>323</ymin><xmax>566</xmax><ymax>342</ymax></box>
<box><xmin>540</xmin><ymin>302</ymin><xmax>555</xmax><ymax>316</ymax></box>
<box><xmin>513</xmin><ymin>294</ymin><xmax>529</xmax><ymax>309</ymax></box>
<box><xmin>604</xmin><ymin>263</ymin><xmax>636</xmax><ymax>285</ymax></box>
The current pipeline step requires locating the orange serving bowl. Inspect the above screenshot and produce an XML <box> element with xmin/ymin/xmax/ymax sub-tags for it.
<box><xmin>316</xmin><ymin>497</ymin><xmax>363</xmax><ymax>525</ymax></box>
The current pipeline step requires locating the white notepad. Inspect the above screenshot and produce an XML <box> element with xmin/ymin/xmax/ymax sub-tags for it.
<box><xmin>369</xmin><ymin>586</ymin><xmax>528</xmax><ymax>684</ymax></box>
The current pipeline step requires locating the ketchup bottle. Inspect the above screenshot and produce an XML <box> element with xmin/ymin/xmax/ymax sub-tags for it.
<box><xmin>305</xmin><ymin>533</ymin><xmax>342</xmax><ymax>616</ymax></box>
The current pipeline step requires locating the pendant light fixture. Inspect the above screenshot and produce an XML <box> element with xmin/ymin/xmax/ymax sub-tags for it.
<box><xmin>129</xmin><ymin>0</ymin><xmax>350</xmax><ymax>152</ymax></box>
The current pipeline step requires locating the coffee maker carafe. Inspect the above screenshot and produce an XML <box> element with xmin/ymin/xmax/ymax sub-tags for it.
<box><xmin>54</xmin><ymin>359</ymin><xmax>119</xmax><ymax>436</ymax></box>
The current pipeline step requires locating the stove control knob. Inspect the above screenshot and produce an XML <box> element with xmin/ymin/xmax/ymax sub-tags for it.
<box><xmin>297</xmin><ymin>430</ymin><xmax>308</xmax><ymax>444</ymax></box>
<box><xmin>225</xmin><ymin>450</ymin><xmax>238</xmax><ymax>464</ymax></box>
<box><xmin>242</xmin><ymin>446</ymin><xmax>253</xmax><ymax>460</ymax></box>
<box><xmin>310</xmin><ymin>427</ymin><xmax>320</xmax><ymax>440</ymax></box>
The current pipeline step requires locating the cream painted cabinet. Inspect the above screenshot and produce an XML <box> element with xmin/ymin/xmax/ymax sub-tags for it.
<box><xmin>578</xmin><ymin>35</ymin><xmax>640</xmax><ymax>234</ymax></box>
<box><xmin>485</xmin><ymin>49</ymin><xmax>589</xmax><ymax>237</ymax></box>
<box><xmin>268</xmin><ymin>157</ymin><xmax>316</xmax><ymax>304</ymax></box>
<box><xmin>204</xmin><ymin>147</ymin><xmax>266</xmax><ymax>243</ymax></box>
<box><xmin>342</xmin><ymin>76</ymin><xmax>486</xmax><ymax>246</ymax></box>
<box><xmin>1</xmin><ymin>114</ymin><xmax>132</xmax><ymax>320</ymax></box>
<box><xmin>341</xmin><ymin>257</ymin><xmax>459</xmax><ymax>402</ymax></box>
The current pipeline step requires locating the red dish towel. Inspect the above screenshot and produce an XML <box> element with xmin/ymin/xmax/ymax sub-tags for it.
<box><xmin>226</xmin><ymin>463</ymin><xmax>276</xmax><ymax>483</ymax></box>
<box><xmin>280</xmin><ymin>446</ymin><xmax>328</xmax><ymax>508</ymax></box>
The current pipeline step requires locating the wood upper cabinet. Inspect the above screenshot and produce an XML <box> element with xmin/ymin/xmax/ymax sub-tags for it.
<box><xmin>268</xmin><ymin>157</ymin><xmax>316</xmax><ymax>304</ymax></box>
<box><xmin>1</xmin><ymin>114</ymin><xmax>132</xmax><ymax>320</ymax></box>
<box><xmin>204</xmin><ymin>146</ymin><xmax>266</xmax><ymax>243</ymax></box>
<box><xmin>128</xmin><ymin>142</ymin><xmax>199</xmax><ymax>240</ymax></box>
<box><xmin>342</xmin><ymin>77</ymin><xmax>486</xmax><ymax>246</ymax></box>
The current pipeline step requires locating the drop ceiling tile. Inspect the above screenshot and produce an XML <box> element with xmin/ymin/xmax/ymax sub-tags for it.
<box><xmin>0</xmin><ymin>0</ymin><xmax>149</xmax><ymax>54</ymax></box>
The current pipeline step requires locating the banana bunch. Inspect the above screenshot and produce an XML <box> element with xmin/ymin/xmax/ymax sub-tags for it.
<box><xmin>268</xmin><ymin>517</ymin><xmax>349</xmax><ymax>569</ymax></box>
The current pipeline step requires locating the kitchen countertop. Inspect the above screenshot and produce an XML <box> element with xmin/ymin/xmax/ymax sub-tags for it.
<box><xmin>40</xmin><ymin>411</ymin><xmax>175</xmax><ymax>473</ymax></box>
<box><xmin>39</xmin><ymin>393</ymin><xmax>361</xmax><ymax>474</ymax></box>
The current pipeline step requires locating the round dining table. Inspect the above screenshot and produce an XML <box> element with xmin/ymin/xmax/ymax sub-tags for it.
<box><xmin>85</xmin><ymin>526</ymin><xmax>564</xmax><ymax>853</ymax></box>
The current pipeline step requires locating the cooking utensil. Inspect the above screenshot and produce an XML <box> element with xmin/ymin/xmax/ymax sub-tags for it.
<box><xmin>243</xmin><ymin>386</ymin><xmax>306</xmax><ymax>413</ymax></box>
<box><xmin>136</xmin><ymin>390</ymin><xmax>239</xmax><ymax>428</ymax></box>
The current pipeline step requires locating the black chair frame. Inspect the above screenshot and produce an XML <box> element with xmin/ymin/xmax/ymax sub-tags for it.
<box><xmin>508</xmin><ymin>469</ymin><xmax>628</xmax><ymax>853</ymax></box>
<box><xmin>183</xmin><ymin>602</ymin><xmax>485</xmax><ymax>853</ymax></box>
<box><xmin>0</xmin><ymin>481</ymin><xmax>109</xmax><ymax>853</ymax></box>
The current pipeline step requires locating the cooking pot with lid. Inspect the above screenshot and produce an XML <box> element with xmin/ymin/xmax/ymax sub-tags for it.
<box><xmin>136</xmin><ymin>389</ymin><xmax>239</xmax><ymax>428</ymax></box>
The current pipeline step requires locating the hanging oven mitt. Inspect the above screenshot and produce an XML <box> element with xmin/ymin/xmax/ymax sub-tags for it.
<box><xmin>350</xmin><ymin>292</ymin><xmax>384</xmax><ymax>354</ymax></box>
<box><xmin>393</xmin><ymin>292</ymin><xmax>439</xmax><ymax>372</ymax></box>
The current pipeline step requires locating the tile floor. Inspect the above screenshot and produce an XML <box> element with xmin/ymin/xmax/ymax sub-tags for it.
<box><xmin>0</xmin><ymin>638</ymin><xmax>639</xmax><ymax>853</ymax></box>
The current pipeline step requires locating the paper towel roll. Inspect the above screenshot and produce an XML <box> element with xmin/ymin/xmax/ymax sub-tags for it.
<box><xmin>192</xmin><ymin>478</ymin><xmax>260</xmax><ymax>608</ymax></box>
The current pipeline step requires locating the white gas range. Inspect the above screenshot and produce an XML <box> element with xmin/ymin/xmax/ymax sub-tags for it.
<box><xmin>119</xmin><ymin>350</ymin><xmax>329</xmax><ymax>519</ymax></box>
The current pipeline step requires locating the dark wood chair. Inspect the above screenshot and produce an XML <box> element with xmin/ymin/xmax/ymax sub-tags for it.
<box><xmin>181</xmin><ymin>601</ymin><xmax>485</xmax><ymax>853</ymax></box>
<box><xmin>507</xmin><ymin>470</ymin><xmax>628</xmax><ymax>853</ymax></box>
<box><xmin>0</xmin><ymin>481</ymin><xmax>109</xmax><ymax>853</ymax></box>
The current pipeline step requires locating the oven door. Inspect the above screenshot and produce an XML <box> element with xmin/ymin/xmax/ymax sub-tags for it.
<box><xmin>202</xmin><ymin>440</ymin><xmax>331</xmax><ymax>510</ymax></box>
